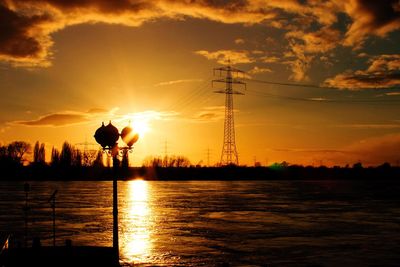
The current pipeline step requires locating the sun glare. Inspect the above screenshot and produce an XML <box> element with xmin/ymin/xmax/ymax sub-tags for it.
<box><xmin>131</xmin><ymin>119</ymin><xmax>150</xmax><ymax>138</ymax></box>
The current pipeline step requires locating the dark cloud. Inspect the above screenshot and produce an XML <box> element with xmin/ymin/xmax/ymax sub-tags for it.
<box><xmin>15</xmin><ymin>113</ymin><xmax>88</xmax><ymax>126</ymax></box>
<box><xmin>0</xmin><ymin>4</ymin><xmax>51</xmax><ymax>64</ymax></box>
<box><xmin>344</xmin><ymin>0</ymin><xmax>400</xmax><ymax>47</ymax></box>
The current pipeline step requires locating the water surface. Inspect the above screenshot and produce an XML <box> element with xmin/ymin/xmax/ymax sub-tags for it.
<box><xmin>1</xmin><ymin>180</ymin><xmax>399</xmax><ymax>266</ymax></box>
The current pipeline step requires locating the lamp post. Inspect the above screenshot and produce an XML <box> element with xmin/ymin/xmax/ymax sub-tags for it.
<box><xmin>94</xmin><ymin>121</ymin><xmax>139</xmax><ymax>264</ymax></box>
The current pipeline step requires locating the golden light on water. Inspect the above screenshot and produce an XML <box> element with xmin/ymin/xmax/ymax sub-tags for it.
<box><xmin>121</xmin><ymin>179</ymin><xmax>152</xmax><ymax>264</ymax></box>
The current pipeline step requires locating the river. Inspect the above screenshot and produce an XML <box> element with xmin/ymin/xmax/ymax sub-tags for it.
<box><xmin>1</xmin><ymin>180</ymin><xmax>399</xmax><ymax>266</ymax></box>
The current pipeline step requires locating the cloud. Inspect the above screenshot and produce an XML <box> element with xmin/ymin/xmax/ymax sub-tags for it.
<box><xmin>333</xmin><ymin>123</ymin><xmax>400</xmax><ymax>129</ymax></box>
<box><xmin>248</xmin><ymin>66</ymin><xmax>272</xmax><ymax>75</ymax></box>
<box><xmin>12</xmin><ymin>107</ymin><xmax>114</xmax><ymax>126</ymax></box>
<box><xmin>342</xmin><ymin>133</ymin><xmax>400</xmax><ymax>165</ymax></box>
<box><xmin>11</xmin><ymin>107</ymin><xmax>179</xmax><ymax>128</ymax></box>
<box><xmin>283</xmin><ymin>41</ymin><xmax>314</xmax><ymax>81</ymax></box>
<box><xmin>154</xmin><ymin>79</ymin><xmax>203</xmax><ymax>87</ymax></box>
<box><xmin>285</xmin><ymin>27</ymin><xmax>341</xmax><ymax>54</ymax></box>
<box><xmin>283</xmin><ymin>26</ymin><xmax>341</xmax><ymax>81</ymax></box>
<box><xmin>0</xmin><ymin>0</ymin><xmax>278</xmax><ymax>66</ymax></box>
<box><xmin>14</xmin><ymin>113</ymin><xmax>88</xmax><ymax>126</ymax></box>
<box><xmin>86</xmin><ymin>108</ymin><xmax>109</xmax><ymax>114</ymax></box>
<box><xmin>118</xmin><ymin>110</ymin><xmax>179</xmax><ymax>122</ymax></box>
<box><xmin>234</xmin><ymin>38</ymin><xmax>245</xmax><ymax>45</ymax></box>
<box><xmin>0</xmin><ymin>3</ymin><xmax>54</xmax><ymax>66</ymax></box>
<box><xmin>269</xmin><ymin>133</ymin><xmax>400</xmax><ymax>166</ymax></box>
<box><xmin>1</xmin><ymin>0</ymin><xmax>399</xmax><ymax>68</ymax></box>
<box><xmin>342</xmin><ymin>0</ymin><xmax>400</xmax><ymax>48</ymax></box>
<box><xmin>191</xmin><ymin>106</ymin><xmax>228</xmax><ymax>123</ymax></box>
<box><xmin>195</xmin><ymin>49</ymin><xmax>254</xmax><ymax>65</ymax></box>
<box><xmin>260</xmin><ymin>56</ymin><xmax>280</xmax><ymax>63</ymax></box>
<box><xmin>323</xmin><ymin>54</ymin><xmax>400</xmax><ymax>89</ymax></box>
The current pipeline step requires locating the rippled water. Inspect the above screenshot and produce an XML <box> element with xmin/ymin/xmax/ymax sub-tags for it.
<box><xmin>1</xmin><ymin>180</ymin><xmax>399</xmax><ymax>266</ymax></box>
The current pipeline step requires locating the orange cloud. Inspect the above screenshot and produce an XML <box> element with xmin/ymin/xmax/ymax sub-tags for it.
<box><xmin>0</xmin><ymin>0</ymin><xmax>278</xmax><ymax>66</ymax></box>
<box><xmin>195</xmin><ymin>49</ymin><xmax>255</xmax><ymax>65</ymax></box>
<box><xmin>1</xmin><ymin>0</ymin><xmax>399</xmax><ymax>68</ymax></box>
<box><xmin>283</xmin><ymin>42</ymin><xmax>314</xmax><ymax>81</ymax></box>
<box><xmin>324</xmin><ymin>54</ymin><xmax>400</xmax><ymax>89</ymax></box>
<box><xmin>248</xmin><ymin>66</ymin><xmax>272</xmax><ymax>75</ymax></box>
<box><xmin>285</xmin><ymin>27</ymin><xmax>341</xmax><ymax>54</ymax></box>
<box><xmin>283</xmin><ymin>27</ymin><xmax>341</xmax><ymax>81</ymax></box>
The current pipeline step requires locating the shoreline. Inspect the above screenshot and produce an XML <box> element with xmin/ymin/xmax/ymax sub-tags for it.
<box><xmin>0</xmin><ymin>165</ymin><xmax>399</xmax><ymax>181</ymax></box>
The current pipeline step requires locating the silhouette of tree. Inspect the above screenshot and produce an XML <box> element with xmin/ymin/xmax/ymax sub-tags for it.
<box><xmin>50</xmin><ymin>147</ymin><xmax>60</xmax><ymax>167</ymax></box>
<box><xmin>39</xmin><ymin>143</ymin><xmax>45</xmax><ymax>163</ymax></box>
<box><xmin>142</xmin><ymin>156</ymin><xmax>162</xmax><ymax>167</ymax></box>
<box><xmin>175</xmin><ymin>156</ymin><xmax>190</xmax><ymax>167</ymax></box>
<box><xmin>60</xmin><ymin>142</ymin><xmax>73</xmax><ymax>168</ymax></box>
<box><xmin>353</xmin><ymin>162</ymin><xmax>363</xmax><ymax>169</ymax></box>
<box><xmin>142</xmin><ymin>155</ymin><xmax>190</xmax><ymax>167</ymax></box>
<box><xmin>7</xmin><ymin>141</ymin><xmax>31</xmax><ymax>165</ymax></box>
<box><xmin>92</xmin><ymin>150</ymin><xmax>104</xmax><ymax>167</ymax></box>
<box><xmin>73</xmin><ymin>149</ymin><xmax>82</xmax><ymax>167</ymax></box>
<box><xmin>33</xmin><ymin>141</ymin><xmax>40</xmax><ymax>163</ymax></box>
<box><xmin>33</xmin><ymin>141</ymin><xmax>46</xmax><ymax>165</ymax></box>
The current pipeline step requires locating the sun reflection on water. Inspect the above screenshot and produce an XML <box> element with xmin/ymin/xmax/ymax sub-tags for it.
<box><xmin>121</xmin><ymin>179</ymin><xmax>152</xmax><ymax>264</ymax></box>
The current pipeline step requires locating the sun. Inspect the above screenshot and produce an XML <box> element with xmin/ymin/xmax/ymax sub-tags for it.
<box><xmin>131</xmin><ymin>118</ymin><xmax>150</xmax><ymax>138</ymax></box>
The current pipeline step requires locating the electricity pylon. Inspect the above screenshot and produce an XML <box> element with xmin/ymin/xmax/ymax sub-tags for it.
<box><xmin>212</xmin><ymin>63</ymin><xmax>246</xmax><ymax>165</ymax></box>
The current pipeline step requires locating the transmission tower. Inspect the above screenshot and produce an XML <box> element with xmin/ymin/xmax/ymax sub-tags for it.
<box><xmin>212</xmin><ymin>63</ymin><xmax>246</xmax><ymax>165</ymax></box>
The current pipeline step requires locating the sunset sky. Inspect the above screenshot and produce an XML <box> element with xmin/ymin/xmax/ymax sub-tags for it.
<box><xmin>1</xmin><ymin>0</ymin><xmax>400</xmax><ymax>166</ymax></box>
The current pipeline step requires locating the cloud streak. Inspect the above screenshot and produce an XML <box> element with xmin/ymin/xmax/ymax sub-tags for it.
<box><xmin>154</xmin><ymin>79</ymin><xmax>203</xmax><ymax>87</ymax></box>
<box><xmin>12</xmin><ymin>108</ymin><xmax>115</xmax><ymax>127</ymax></box>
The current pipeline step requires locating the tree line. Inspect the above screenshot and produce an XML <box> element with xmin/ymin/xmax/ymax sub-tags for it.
<box><xmin>0</xmin><ymin>141</ymin><xmax>103</xmax><ymax>169</ymax></box>
<box><xmin>0</xmin><ymin>141</ymin><xmax>192</xmax><ymax>169</ymax></box>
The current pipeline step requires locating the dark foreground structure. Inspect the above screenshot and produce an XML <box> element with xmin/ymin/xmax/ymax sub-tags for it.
<box><xmin>1</xmin><ymin>245</ymin><xmax>119</xmax><ymax>267</ymax></box>
<box><xmin>1</xmin><ymin>164</ymin><xmax>399</xmax><ymax>181</ymax></box>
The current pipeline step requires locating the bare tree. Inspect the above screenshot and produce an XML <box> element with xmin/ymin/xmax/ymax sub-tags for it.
<box><xmin>7</xmin><ymin>141</ymin><xmax>31</xmax><ymax>165</ymax></box>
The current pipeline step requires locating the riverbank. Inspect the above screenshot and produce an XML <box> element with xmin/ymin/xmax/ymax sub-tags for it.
<box><xmin>1</xmin><ymin>165</ymin><xmax>399</xmax><ymax>181</ymax></box>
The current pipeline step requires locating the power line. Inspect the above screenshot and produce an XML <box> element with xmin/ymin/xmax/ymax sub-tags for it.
<box><xmin>246</xmin><ymin>88</ymin><xmax>400</xmax><ymax>103</ymax></box>
<box><xmin>243</xmin><ymin>77</ymin><xmax>400</xmax><ymax>103</ymax></box>
<box><xmin>245</xmin><ymin>77</ymin><xmax>400</xmax><ymax>91</ymax></box>
<box><xmin>244</xmin><ymin>78</ymin><xmax>326</xmax><ymax>89</ymax></box>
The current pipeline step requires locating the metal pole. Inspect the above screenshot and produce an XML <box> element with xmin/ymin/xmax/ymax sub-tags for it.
<box><xmin>112</xmin><ymin>155</ymin><xmax>119</xmax><ymax>263</ymax></box>
<box><xmin>52</xmin><ymin>198</ymin><xmax>56</xmax><ymax>247</ymax></box>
